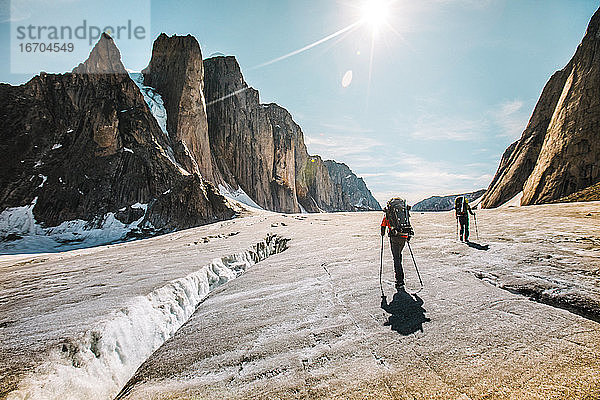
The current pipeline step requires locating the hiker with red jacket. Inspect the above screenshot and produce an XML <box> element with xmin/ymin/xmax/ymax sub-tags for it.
<box><xmin>381</xmin><ymin>198</ymin><xmax>414</xmax><ymax>291</ymax></box>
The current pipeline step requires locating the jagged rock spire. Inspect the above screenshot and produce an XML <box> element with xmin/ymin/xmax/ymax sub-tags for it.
<box><xmin>73</xmin><ymin>33</ymin><xmax>127</xmax><ymax>74</ymax></box>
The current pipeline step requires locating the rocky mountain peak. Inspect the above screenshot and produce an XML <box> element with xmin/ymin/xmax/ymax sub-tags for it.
<box><xmin>205</xmin><ymin>57</ymin><xmax>246</xmax><ymax>86</ymax></box>
<box><xmin>142</xmin><ymin>33</ymin><xmax>214</xmax><ymax>180</ymax></box>
<box><xmin>585</xmin><ymin>7</ymin><xmax>600</xmax><ymax>38</ymax></box>
<box><xmin>72</xmin><ymin>33</ymin><xmax>127</xmax><ymax>74</ymax></box>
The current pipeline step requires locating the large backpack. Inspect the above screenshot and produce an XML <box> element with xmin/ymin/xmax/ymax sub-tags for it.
<box><xmin>455</xmin><ymin>196</ymin><xmax>468</xmax><ymax>216</ymax></box>
<box><xmin>386</xmin><ymin>198</ymin><xmax>412</xmax><ymax>235</ymax></box>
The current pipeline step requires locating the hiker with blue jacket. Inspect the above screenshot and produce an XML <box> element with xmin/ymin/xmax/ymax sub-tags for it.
<box><xmin>381</xmin><ymin>198</ymin><xmax>414</xmax><ymax>291</ymax></box>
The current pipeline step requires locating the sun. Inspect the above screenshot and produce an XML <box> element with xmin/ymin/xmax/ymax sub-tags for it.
<box><xmin>360</xmin><ymin>0</ymin><xmax>390</xmax><ymax>31</ymax></box>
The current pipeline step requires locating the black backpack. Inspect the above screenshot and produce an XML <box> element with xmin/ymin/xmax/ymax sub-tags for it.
<box><xmin>386</xmin><ymin>198</ymin><xmax>412</xmax><ymax>235</ymax></box>
<box><xmin>455</xmin><ymin>196</ymin><xmax>468</xmax><ymax>215</ymax></box>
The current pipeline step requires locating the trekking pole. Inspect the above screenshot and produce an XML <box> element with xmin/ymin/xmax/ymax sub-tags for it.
<box><xmin>474</xmin><ymin>214</ymin><xmax>479</xmax><ymax>240</ymax></box>
<box><xmin>379</xmin><ymin>235</ymin><xmax>385</xmax><ymax>299</ymax></box>
<box><xmin>406</xmin><ymin>240</ymin><xmax>423</xmax><ymax>294</ymax></box>
<box><xmin>456</xmin><ymin>217</ymin><xmax>459</xmax><ymax>240</ymax></box>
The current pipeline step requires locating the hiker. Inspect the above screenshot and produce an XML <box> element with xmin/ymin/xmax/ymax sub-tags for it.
<box><xmin>455</xmin><ymin>196</ymin><xmax>475</xmax><ymax>242</ymax></box>
<box><xmin>381</xmin><ymin>198</ymin><xmax>414</xmax><ymax>291</ymax></box>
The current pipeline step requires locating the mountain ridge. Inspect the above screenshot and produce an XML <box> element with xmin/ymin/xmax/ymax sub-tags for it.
<box><xmin>0</xmin><ymin>33</ymin><xmax>380</xmax><ymax>251</ymax></box>
<box><xmin>412</xmin><ymin>189</ymin><xmax>486</xmax><ymax>212</ymax></box>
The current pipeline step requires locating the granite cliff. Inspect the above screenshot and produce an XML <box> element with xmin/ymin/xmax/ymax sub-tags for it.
<box><xmin>482</xmin><ymin>8</ymin><xmax>600</xmax><ymax>208</ymax></box>
<box><xmin>142</xmin><ymin>34</ymin><xmax>214</xmax><ymax>180</ymax></box>
<box><xmin>202</xmin><ymin>53</ymin><xmax>380</xmax><ymax>213</ymax></box>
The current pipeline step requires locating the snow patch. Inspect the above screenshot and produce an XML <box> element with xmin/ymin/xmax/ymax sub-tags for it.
<box><xmin>500</xmin><ymin>191</ymin><xmax>523</xmax><ymax>208</ymax></box>
<box><xmin>154</xmin><ymin>141</ymin><xmax>190</xmax><ymax>176</ymax></box>
<box><xmin>218</xmin><ymin>184</ymin><xmax>263</xmax><ymax>210</ymax></box>
<box><xmin>123</xmin><ymin>147</ymin><xmax>134</xmax><ymax>154</ymax></box>
<box><xmin>130</xmin><ymin>73</ymin><xmax>168</xmax><ymax>135</ymax></box>
<box><xmin>130</xmin><ymin>203</ymin><xmax>147</xmax><ymax>211</ymax></box>
<box><xmin>0</xmin><ymin>202</ymin><xmax>150</xmax><ymax>255</ymax></box>
<box><xmin>6</xmin><ymin>235</ymin><xmax>289</xmax><ymax>400</ymax></box>
<box><xmin>181</xmin><ymin>140</ymin><xmax>201</xmax><ymax>177</ymax></box>
<box><xmin>470</xmin><ymin>194</ymin><xmax>485</xmax><ymax>209</ymax></box>
<box><xmin>51</xmin><ymin>144</ymin><xmax>62</xmax><ymax>150</ymax></box>
<box><xmin>354</xmin><ymin>197</ymin><xmax>366</xmax><ymax>208</ymax></box>
<box><xmin>37</xmin><ymin>175</ymin><xmax>48</xmax><ymax>188</ymax></box>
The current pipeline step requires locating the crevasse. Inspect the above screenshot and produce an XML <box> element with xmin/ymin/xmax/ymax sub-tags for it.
<box><xmin>6</xmin><ymin>234</ymin><xmax>289</xmax><ymax>400</ymax></box>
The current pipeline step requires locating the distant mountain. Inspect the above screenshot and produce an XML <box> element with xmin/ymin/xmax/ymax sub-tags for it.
<box><xmin>481</xmin><ymin>7</ymin><xmax>600</xmax><ymax>208</ymax></box>
<box><xmin>323</xmin><ymin>160</ymin><xmax>381</xmax><ymax>211</ymax></box>
<box><xmin>412</xmin><ymin>190</ymin><xmax>486</xmax><ymax>212</ymax></box>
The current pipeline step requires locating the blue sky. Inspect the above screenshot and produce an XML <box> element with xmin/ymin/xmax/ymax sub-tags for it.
<box><xmin>1</xmin><ymin>0</ymin><xmax>598</xmax><ymax>205</ymax></box>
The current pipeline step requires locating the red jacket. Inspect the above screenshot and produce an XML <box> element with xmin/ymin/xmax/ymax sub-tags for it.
<box><xmin>381</xmin><ymin>217</ymin><xmax>409</xmax><ymax>238</ymax></box>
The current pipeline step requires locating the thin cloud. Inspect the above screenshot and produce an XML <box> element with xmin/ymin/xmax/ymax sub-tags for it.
<box><xmin>360</xmin><ymin>151</ymin><xmax>492</xmax><ymax>204</ymax></box>
<box><xmin>319</xmin><ymin>122</ymin><xmax>374</xmax><ymax>134</ymax></box>
<box><xmin>304</xmin><ymin>132</ymin><xmax>384</xmax><ymax>160</ymax></box>
<box><xmin>492</xmin><ymin>99</ymin><xmax>530</xmax><ymax>140</ymax></box>
<box><xmin>411</xmin><ymin>115</ymin><xmax>488</xmax><ymax>141</ymax></box>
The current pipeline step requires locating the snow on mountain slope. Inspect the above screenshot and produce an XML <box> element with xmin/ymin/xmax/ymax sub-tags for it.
<box><xmin>130</xmin><ymin>73</ymin><xmax>168</xmax><ymax>135</ymax></box>
<box><xmin>0</xmin><ymin>200</ymin><xmax>150</xmax><ymax>255</ymax></box>
<box><xmin>218</xmin><ymin>184</ymin><xmax>264</xmax><ymax>210</ymax></box>
<box><xmin>500</xmin><ymin>191</ymin><xmax>524</xmax><ymax>208</ymax></box>
<box><xmin>1</xmin><ymin>202</ymin><xmax>599</xmax><ymax>399</ymax></box>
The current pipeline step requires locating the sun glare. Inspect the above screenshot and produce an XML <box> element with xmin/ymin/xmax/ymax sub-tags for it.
<box><xmin>361</xmin><ymin>0</ymin><xmax>389</xmax><ymax>31</ymax></box>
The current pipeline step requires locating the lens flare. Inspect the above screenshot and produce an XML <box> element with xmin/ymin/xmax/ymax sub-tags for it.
<box><xmin>342</xmin><ymin>70</ymin><xmax>353</xmax><ymax>87</ymax></box>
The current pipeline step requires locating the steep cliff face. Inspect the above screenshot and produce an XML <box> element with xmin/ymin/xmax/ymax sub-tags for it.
<box><xmin>142</xmin><ymin>33</ymin><xmax>214</xmax><ymax>180</ymax></box>
<box><xmin>203</xmin><ymin>55</ymin><xmax>379</xmax><ymax>213</ymax></box>
<box><xmin>0</xmin><ymin>34</ymin><xmax>234</xmax><ymax>245</ymax></box>
<box><xmin>203</xmin><ymin>56</ymin><xmax>298</xmax><ymax>211</ymax></box>
<box><xmin>482</xmin><ymin>8</ymin><xmax>600</xmax><ymax>208</ymax></box>
<box><xmin>323</xmin><ymin>160</ymin><xmax>382</xmax><ymax>211</ymax></box>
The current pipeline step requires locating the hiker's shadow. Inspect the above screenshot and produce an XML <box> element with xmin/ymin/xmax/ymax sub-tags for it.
<box><xmin>381</xmin><ymin>290</ymin><xmax>431</xmax><ymax>335</ymax></box>
<box><xmin>466</xmin><ymin>241</ymin><xmax>490</xmax><ymax>251</ymax></box>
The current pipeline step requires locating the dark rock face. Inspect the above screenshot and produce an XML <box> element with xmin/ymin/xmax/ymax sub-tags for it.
<box><xmin>412</xmin><ymin>189</ymin><xmax>486</xmax><ymax>212</ymax></box>
<box><xmin>0</xmin><ymin>34</ymin><xmax>234</xmax><ymax>237</ymax></box>
<box><xmin>323</xmin><ymin>160</ymin><xmax>381</xmax><ymax>211</ymax></box>
<box><xmin>554</xmin><ymin>181</ymin><xmax>600</xmax><ymax>203</ymax></box>
<box><xmin>482</xmin><ymin>7</ymin><xmax>600</xmax><ymax>208</ymax></box>
<box><xmin>203</xmin><ymin>55</ymin><xmax>375</xmax><ymax>213</ymax></box>
<box><xmin>142</xmin><ymin>33</ymin><xmax>214</xmax><ymax>180</ymax></box>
